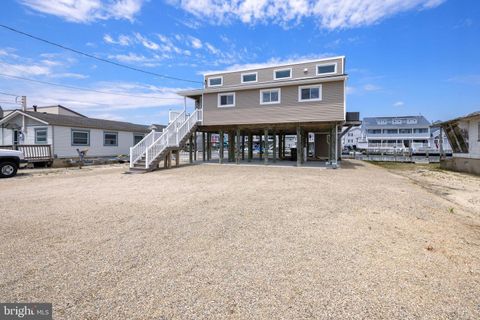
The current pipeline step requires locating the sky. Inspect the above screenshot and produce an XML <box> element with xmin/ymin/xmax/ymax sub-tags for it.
<box><xmin>0</xmin><ymin>0</ymin><xmax>479</xmax><ymax>125</ymax></box>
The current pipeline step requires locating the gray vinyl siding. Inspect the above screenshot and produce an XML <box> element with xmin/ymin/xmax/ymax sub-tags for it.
<box><xmin>206</xmin><ymin>57</ymin><xmax>344</xmax><ymax>88</ymax></box>
<box><xmin>202</xmin><ymin>80</ymin><xmax>345</xmax><ymax>125</ymax></box>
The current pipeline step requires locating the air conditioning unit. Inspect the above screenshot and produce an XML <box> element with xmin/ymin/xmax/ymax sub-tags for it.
<box><xmin>346</xmin><ymin>112</ymin><xmax>360</xmax><ymax>122</ymax></box>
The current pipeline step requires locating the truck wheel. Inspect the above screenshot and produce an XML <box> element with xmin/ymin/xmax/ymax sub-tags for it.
<box><xmin>0</xmin><ymin>162</ymin><xmax>18</xmax><ymax>178</ymax></box>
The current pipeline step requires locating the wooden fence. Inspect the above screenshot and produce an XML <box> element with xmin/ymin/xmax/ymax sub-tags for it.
<box><xmin>0</xmin><ymin>144</ymin><xmax>53</xmax><ymax>163</ymax></box>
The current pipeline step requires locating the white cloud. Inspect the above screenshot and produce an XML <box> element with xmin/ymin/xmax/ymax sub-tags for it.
<box><xmin>201</xmin><ymin>53</ymin><xmax>332</xmax><ymax>74</ymax></box>
<box><xmin>448</xmin><ymin>75</ymin><xmax>480</xmax><ymax>85</ymax></box>
<box><xmin>363</xmin><ymin>84</ymin><xmax>381</xmax><ymax>91</ymax></box>
<box><xmin>205</xmin><ymin>42</ymin><xmax>219</xmax><ymax>54</ymax></box>
<box><xmin>168</xmin><ymin>0</ymin><xmax>445</xmax><ymax>29</ymax></box>
<box><xmin>0</xmin><ymin>62</ymin><xmax>51</xmax><ymax>76</ymax></box>
<box><xmin>0</xmin><ymin>77</ymin><xmax>188</xmax><ymax>114</ymax></box>
<box><xmin>49</xmin><ymin>72</ymin><xmax>89</xmax><ymax>79</ymax></box>
<box><xmin>108</xmin><ymin>52</ymin><xmax>152</xmax><ymax>63</ymax></box>
<box><xmin>21</xmin><ymin>0</ymin><xmax>145</xmax><ymax>23</ymax></box>
<box><xmin>103</xmin><ymin>34</ymin><xmax>133</xmax><ymax>46</ymax></box>
<box><xmin>346</xmin><ymin>86</ymin><xmax>356</xmax><ymax>95</ymax></box>
<box><xmin>190</xmin><ymin>37</ymin><xmax>203</xmax><ymax>49</ymax></box>
<box><xmin>135</xmin><ymin>33</ymin><xmax>160</xmax><ymax>50</ymax></box>
<box><xmin>393</xmin><ymin>101</ymin><xmax>405</xmax><ymax>107</ymax></box>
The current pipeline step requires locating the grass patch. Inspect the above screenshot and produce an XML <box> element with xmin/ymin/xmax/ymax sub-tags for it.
<box><xmin>368</xmin><ymin>161</ymin><xmax>442</xmax><ymax>172</ymax></box>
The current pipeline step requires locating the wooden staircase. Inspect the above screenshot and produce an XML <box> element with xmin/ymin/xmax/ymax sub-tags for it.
<box><xmin>129</xmin><ymin>109</ymin><xmax>202</xmax><ymax>173</ymax></box>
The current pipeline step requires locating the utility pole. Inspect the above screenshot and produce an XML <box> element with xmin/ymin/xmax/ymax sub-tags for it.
<box><xmin>21</xmin><ymin>96</ymin><xmax>26</xmax><ymax>144</ymax></box>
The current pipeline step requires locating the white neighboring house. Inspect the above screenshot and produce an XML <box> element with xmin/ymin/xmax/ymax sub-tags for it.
<box><xmin>341</xmin><ymin>127</ymin><xmax>363</xmax><ymax>149</ymax></box>
<box><xmin>360</xmin><ymin>116</ymin><xmax>432</xmax><ymax>150</ymax></box>
<box><xmin>438</xmin><ymin>111</ymin><xmax>480</xmax><ymax>175</ymax></box>
<box><xmin>0</xmin><ymin>108</ymin><xmax>157</xmax><ymax>158</ymax></box>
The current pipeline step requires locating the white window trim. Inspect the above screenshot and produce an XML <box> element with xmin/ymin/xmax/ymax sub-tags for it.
<box><xmin>208</xmin><ymin>76</ymin><xmax>223</xmax><ymax>87</ymax></box>
<box><xmin>273</xmin><ymin>67</ymin><xmax>292</xmax><ymax>80</ymax></box>
<box><xmin>298</xmin><ymin>85</ymin><xmax>323</xmax><ymax>102</ymax></box>
<box><xmin>218</xmin><ymin>92</ymin><xmax>236</xmax><ymax>108</ymax></box>
<box><xmin>260</xmin><ymin>88</ymin><xmax>281</xmax><ymax>105</ymax></box>
<box><xmin>316</xmin><ymin>62</ymin><xmax>338</xmax><ymax>76</ymax></box>
<box><xmin>241</xmin><ymin>71</ymin><xmax>258</xmax><ymax>84</ymax></box>
<box><xmin>34</xmin><ymin>127</ymin><xmax>48</xmax><ymax>144</ymax></box>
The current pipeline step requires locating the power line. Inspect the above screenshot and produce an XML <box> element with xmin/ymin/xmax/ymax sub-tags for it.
<box><xmin>0</xmin><ymin>90</ymin><xmax>20</xmax><ymax>97</ymax></box>
<box><xmin>0</xmin><ymin>73</ymin><xmax>184</xmax><ymax>100</ymax></box>
<box><xmin>0</xmin><ymin>24</ymin><xmax>203</xmax><ymax>84</ymax></box>
<box><xmin>0</xmin><ymin>99</ymin><xmax>19</xmax><ymax>104</ymax></box>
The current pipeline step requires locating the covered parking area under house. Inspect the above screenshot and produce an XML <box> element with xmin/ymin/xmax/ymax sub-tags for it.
<box><xmin>183</xmin><ymin>117</ymin><xmax>361</xmax><ymax>168</ymax></box>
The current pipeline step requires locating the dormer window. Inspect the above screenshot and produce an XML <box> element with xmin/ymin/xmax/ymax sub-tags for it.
<box><xmin>407</xmin><ymin>119</ymin><xmax>418</xmax><ymax>124</ymax></box>
<box><xmin>392</xmin><ymin>119</ymin><xmax>403</xmax><ymax>124</ymax></box>
<box><xmin>274</xmin><ymin>68</ymin><xmax>292</xmax><ymax>80</ymax></box>
<box><xmin>241</xmin><ymin>72</ymin><xmax>257</xmax><ymax>83</ymax></box>
<box><xmin>208</xmin><ymin>76</ymin><xmax>223</xmax><ymax>87</ymax></box>
<box><xmin>377</xmin><ymin>119</ymin><xmax>387</xmax><ymax>125</ymax></box>
<box><xmin>316</xmin><ymin>62</ymin><xmax>337</xmax><ymax>76</ymax></box>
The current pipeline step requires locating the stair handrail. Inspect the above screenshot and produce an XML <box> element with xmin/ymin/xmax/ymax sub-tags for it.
<box><xmin>176</xmin><ymin>109</ymin><xmax>199</xmax><ymax>145</ymax></box>
<box><xmin>145</xmin><ymin>110</ymin><xmax>186</xmax><ymax>168</ymax></box>
<box><xmin>129</xmin><ymin>129</ymin><xmax>156</xmax><ymax>168</ymax></box>
<box><xmin>145</xmin><ymin>109</ymin><xmax>202</xmax><ymax>169</ymax></box>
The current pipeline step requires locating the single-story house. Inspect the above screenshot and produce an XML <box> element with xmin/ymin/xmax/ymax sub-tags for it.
<box><xmin>437</xmin><ymin>111</ymin><xmax>480</xmax><ymax>175</ymax></box>
<box><xmin>0</xmin><ymin>107</ymin><xmax>162</xmax><ymax>158</ymax></box>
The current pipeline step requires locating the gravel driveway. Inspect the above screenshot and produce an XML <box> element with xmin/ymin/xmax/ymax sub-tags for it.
<box><xmin>0</xmin><ymin>160</ymin><xmax>479</xmax><ymax>319</ymax></box>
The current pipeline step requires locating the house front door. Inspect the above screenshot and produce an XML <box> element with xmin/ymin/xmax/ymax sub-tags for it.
<box><xmin>13</xmin><ymin>129</ymin><xmax>19</xmax><ymax>145</ymax></box>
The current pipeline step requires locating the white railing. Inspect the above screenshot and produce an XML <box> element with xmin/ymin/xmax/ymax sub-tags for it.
<box><xmin>143</xmin><ymin>109</ymin><xmax>202</xmax><ymax>169</ymax></box>
<box><xmin>129</xmin><ymin>130</ymin><xmax>155</xmax><ymax>168</ymax></box>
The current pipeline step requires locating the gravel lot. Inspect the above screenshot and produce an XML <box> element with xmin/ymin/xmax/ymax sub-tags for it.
<box><xmin>1</xmin><ymin>160</ymin><xmax>479</xmax><ymax>319</ymax></box>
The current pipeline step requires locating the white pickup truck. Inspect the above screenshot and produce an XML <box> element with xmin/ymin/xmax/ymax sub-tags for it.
<box><xmin>0</xmin><ymin>149</ymin><xmax>28</xmax><ymax>178</ymax></box>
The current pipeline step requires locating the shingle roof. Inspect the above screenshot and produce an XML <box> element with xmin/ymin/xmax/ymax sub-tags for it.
<box><xmin>363</xmin><ymin>115</ymin><xmax>430</xmax><ymax>129</ymax></box>
<box><xmin>23</xmin><ymin>111</ymin><xmax>152</xmax><ymax>133</ymax></box>
<box><xmin>434</xmin><ymin>111</ymin><xmax>480</xmax><ymax>126</ymax></box>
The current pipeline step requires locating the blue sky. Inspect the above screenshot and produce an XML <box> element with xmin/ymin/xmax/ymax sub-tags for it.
<box><xmin>0</xmin><ymin>0</ymin><xmax>478</xmax><ymax>125</ymax></box>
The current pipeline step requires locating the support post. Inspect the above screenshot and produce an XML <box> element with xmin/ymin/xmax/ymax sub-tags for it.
<box><xmin>241</xmin><ymin>134</ymin><xmax>245</xmax><ymax>160</ymax></box>
<box><xmin>305</xmin><ymin>132</ymin><xmax>309</xmax><ymax>162</ymax></box>
<box><xmin>202</xmin><ymin>132</ymin><xmax>206</xmax><ymax>162</ymax></box>
<box><xmin>175</xmin><ymin>150</ymin><xmax>180</xmax><ymax>167</ymax></box>
<box><xmin>297</xmin><ymin>126</ymin><xmax>302</xmax><ymax>167</ymax></box>
<box><xmin>167</xmin><ymin>151</ymin><xmax>172</xmax><ymax>168</ymax></box>
<box><xmin>164</xmin><ymin>153</ymin><xmax>168</xmax><ymax>168</ymax></box>
<box><xmin>236</xmin><ymin>129</ymin><xmax>241</xmax><ymax>164</ymax></box>
<box><xmin>278</xmin><ymin>133</ymin><xmax>283</xmax><ymax>160</ymax></box>
<box><xmin>303</xmin><ymin>132</ymin><xmax>308</xmax><ymax>163</ymax></box>
<box><xmin>193</xmin><ymin>131</ymin><xmax>197</xmax><ymax>161</ymax></box>
<box><xmin>219</xmin><ymin>131</ymin><xmax>224</xmax><ymax>164</ymax></box>
<box><xmin>189</xmin><ymin>135</ymin><xmax>193</xmax><ymax>164</ymax></box>
<box><xmin>272</xmin><ymin>131</ymin><xmax>277</xmax><ymax>163</ymax></box>
<box><xmin>264</xmin><ymin>128</ymin><xmax>269</xmax><ymax>165</ymax></box>
<box><xmin>259</xmin><ymin>134</ymin><xmax>263</xmax><ymax>160</ymax></box>
<box><xmin>228</xmin><ymin>131</ymin><xmax>235</xmax><ymax>162</ymax></box>
<box><xmin>248</xmin><ymin>133</ymin><xmax>253</xmax><ymax>162</ymax></box>
<box><xmin>207</xmin><ymin>133</ymin><xmax>212</xmax><ymax>161</ymax></box>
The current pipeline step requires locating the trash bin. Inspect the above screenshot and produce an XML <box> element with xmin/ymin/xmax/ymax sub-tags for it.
<box><xmin>290</xmin><ymin>148</ymin><xmax>297</xmax><ymax>161</ymax></box>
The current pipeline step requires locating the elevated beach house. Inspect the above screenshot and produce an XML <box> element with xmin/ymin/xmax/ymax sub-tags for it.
<box><xmin>0</xmin><ymin>105</ymin><xmax>155</xmax><ymax>162</ymax></box>
<box><xmin>129</xmin><ymin>56</ymin><xmax>360</xmax><ymax>171</ymax></box>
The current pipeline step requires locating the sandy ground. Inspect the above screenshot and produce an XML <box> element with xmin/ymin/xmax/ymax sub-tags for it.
<box><xmin>0</xmin><ymin>160</ymin><xmax>479</xmax><ymax>319</ymax></box>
